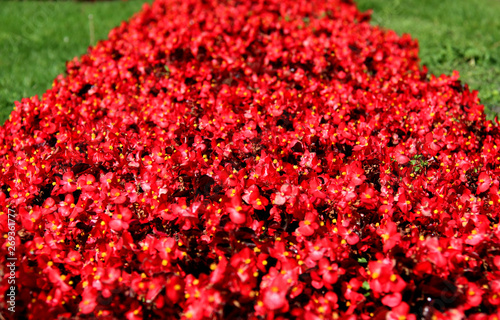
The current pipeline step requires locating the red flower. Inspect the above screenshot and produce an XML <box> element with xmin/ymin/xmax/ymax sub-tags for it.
<box><xmin>79</xmin><ymin>287</ymin><xmax>98</xmax><ymax>314</ymax></box>
<box><xmin>242</xmin><ymin>185</ymin><xmax>269</xmax><ymax>210</ymax></box>
<box><xmin>165</xmin><ymin>276</ymin><xmax>184</xmax><ymax>305</ymax></box>
<box><xmin>226</xmin><ymin>191</ymin><xmax>251</xmax><ymax>225</ymax></box>
<box><xmin>77</xmin><ymin>174</ymin><xmax>97</xmax><ymax>192</ymax></box>
<box><xmin>376</xmin><ymin>221</ymin><xmax>401</xmax><ymax>252</ymax></box>
<box><xmin>338</xmin><ymin>225</ymin><xmax>360</xmax><ymax>245</ymax></box>
<box><xmin>110</xmin><ymin>188</ymin><xmax>127</xmax><ymax>204</ymax></box>
<box><xmin>297</xmin><ymin>212</ymin><xmax>319</xmax><ymax>236</ymax></box>
<box><xmin>477</xmin><ymin>171</ymin><xmax>492</xmax><ymax>194</ymax></box>
<box><xmin>262</xmin><ymin>275</ymin><xmax>289</xmax><ymax>311</ymax></box>
<box><xmin>465</xmin><ymin>282</ymin><xmax>484</xmax><ymax>308</ymax></box>
<box><xmin>59</xmin><ymin>171</ymin><xmax>77</xmax><ymax>193</ymax></box>
<box><xmin>109</xmin><ymin>206</ymin><xmax>132</xmax><ymax>231</ymax></box>
<box><xmin>386</xmin><ymin>302</ymin><xmax>416</xmax><ymax>320</ymax></box>
<box><xmin>316</xmin><ymin>258</ymin><xmax>339</xmax><ymax>289</ymax></box>
<box><xmin>382</xmin><ymin>292</ymin><xmax>402</xmax><ymax>307</ymax></box>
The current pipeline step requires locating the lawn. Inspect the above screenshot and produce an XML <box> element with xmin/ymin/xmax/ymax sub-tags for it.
<box><xmin>356</xmin><ymin>0</ymin><xmax>500</xmax><ymax>118</ymax></box>
<box><xmin>0</xmin><ymin>0</ymin><xmax>499</xmax><ymax>124</ymax></box>
<box><xmin>0</xmin><ymin>0</ymin><xmax>151</xmax><ymax>124</ymax></box>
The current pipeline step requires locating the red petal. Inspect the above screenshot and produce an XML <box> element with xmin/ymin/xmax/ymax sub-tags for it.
<box><xmin>395</xmin><ymin>154</ymin><xmax>409</xmax><ymax>164</ymax></box>
<box><xmin>228</xmin><ymin>208</ymin><xmax>246</xmax><ymax>224</ymax></box>
<box><xmin>347</xmin><ymin>233</ymin><xmax>359</xmax><ymax>245</ymax></box>
<box><xmin>382</xmin><ymin>292</ymin><xmax>402</xmax><ymax>307</ymax></box>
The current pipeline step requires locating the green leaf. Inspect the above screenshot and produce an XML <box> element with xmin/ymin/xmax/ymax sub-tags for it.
<box><xmin>358</xmin><ymin>257</ymin><xmax>367</xmax><ymax>264</ymax></box>
<box><xmin>362</xmin><ymin>281</ymin><xmax>370</xmax><ymax>291</ymax></box>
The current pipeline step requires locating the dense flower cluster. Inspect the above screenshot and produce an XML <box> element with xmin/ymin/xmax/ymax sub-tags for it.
<box><xmin>1</xmin><ymin>0</ymin><xmax>500</xmax><ymax>319</ymax></box>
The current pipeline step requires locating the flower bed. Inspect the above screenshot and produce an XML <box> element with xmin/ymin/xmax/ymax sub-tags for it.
<box><xmin>1</xmin><ymin>0</ymin><xmax>500</xmax><ymax>319</ymax></box>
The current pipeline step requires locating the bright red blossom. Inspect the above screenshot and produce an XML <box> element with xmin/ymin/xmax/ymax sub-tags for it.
<box><xmin>0</xmin><ymin>0</ymin><xmax>499</xmax><ymax>319</ymax></box>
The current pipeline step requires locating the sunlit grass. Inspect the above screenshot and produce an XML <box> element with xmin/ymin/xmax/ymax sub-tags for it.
<box><xmin>356</xmin><ymin>0</ymin><xmax>500</xmax><ymax>118</ymax></box>
<box><xmin>0</xmin><ymin>0</ymin><xmax>151</xmax><ymax>124</ymax></box>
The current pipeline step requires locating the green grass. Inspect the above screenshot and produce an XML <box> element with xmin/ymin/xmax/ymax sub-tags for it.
<box><xmin>0</xmin><ymin>0</ymin><xmax>499</xmax><ymax>124</ymax></box>
<box><xmin>0</xmin><ymin>0</ymin><xmax>151</xmax><ymax>124</ymax></box>
<box><xmin>356</xmin><ymin>0</ymin><xmax>500</xmax><ymax>118</ymax></box>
